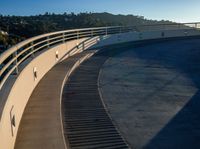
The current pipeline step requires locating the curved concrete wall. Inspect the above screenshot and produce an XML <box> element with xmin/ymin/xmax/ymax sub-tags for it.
<box><xmin>0</xmin><ymin>37</ymin><xmax>97</xmax><ymax>149</ymax></box>
<box><xmin>92</xmin><ymin>29</ymin><xmax>200</xmax><ymax>48</ymax></box>
<box><xmin>1</xmin><ymin>29</ymin><xmax>200</xmax><ymax>149</ymax></box>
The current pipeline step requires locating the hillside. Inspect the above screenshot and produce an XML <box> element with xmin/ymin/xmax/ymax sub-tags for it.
<box><xmin>0</xmin><ymin>12</ymin><xmax>172</xmax><ymax>52</ymax></box>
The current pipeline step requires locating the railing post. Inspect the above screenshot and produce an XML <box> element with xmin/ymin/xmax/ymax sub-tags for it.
<box><xmin>47</xmin><ymin>36</ymin><xmax>50</xmax><ymax>48</ymax></box>
<box><xmin>62</xmin><ymin>33</ymin><xmax>65</xmax><ymax>43</ymax></box>
<box><xmin>76</xmin><ymin>31</ymin><xmax>79</xmax><ymax>49</ymax></box>
<box><xmin>77</xmin><ymin>31</ymin><xmax>79</xmax><ymax>39</ymax></box>
<box><xmin>105</xmin><ymin>27</ymin><xmax>108</xmax><ymax>36</ymax></box>
<box><xmin>120</xmin><ymin>27</ymin><xmax>122</xmax><ymax>34</ymax></box>
<box><xmin>31</xmin><ymin>42</ymin><xmax>35</xmax><ymax>58</ymax></box>
<box><xmin>195</xmin><ymin>23</ymin><xmax>198</xmax><ymax>28</ymax></box>
<box><xmin>122</xmin><ymin>26</ymin><xmax>125</xmax><ymax>32</ymax></box>
<box><xmin>178</xmin><ymin>23</ymin><xmax>181</xmax><ymax>29</ymax></box>
<box><xmin>91</xmin><ymin>29</ymin><xmax>93</xmax><ymax>37</ymax></box>
<box><xmin>13</xmin><ymin>51</ymin><xmax>19</xmax><ymax>75</ymax></box>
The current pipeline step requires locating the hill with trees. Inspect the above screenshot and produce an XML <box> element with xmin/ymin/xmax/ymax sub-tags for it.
<box><xmin>0</xmin><ymin>12</ymin><xmax>172</xmax><ymax>53</ymax></box>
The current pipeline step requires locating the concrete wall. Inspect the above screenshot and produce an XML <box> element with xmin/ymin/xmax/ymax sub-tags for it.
<box><xmin>92</xmin><ymin>29</ymin><xmax>200</xmax><ymax>48</ymax></box>
<box><xmin>1</xmin><ymin>29</ymin><xmax>200</xmax><ymax>149</ymax></box>
<box><xmin>0</xmin><ymin>37</ymin><xmax>98</xmax><ymax>149</ymax></box>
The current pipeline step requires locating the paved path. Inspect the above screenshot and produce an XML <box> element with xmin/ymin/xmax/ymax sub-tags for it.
<box><xmin>15</xmin><ymin>37</ymin><xmax>200</xmax><ymax>149</ymax></box>
<box><xmin>15</xmin><ymin>46</ymin><xmax>129</xmax><ymax>149</ymax></box>
<box><xmin>62</xmin><ymin>48</ymin><xmax>129</xmax><ymax>149</ymax></box>
<box><xmin>99</xmin><ymin>38</ymin><xmax>200</xmax><ymax>149</ymax></box>
<box><xmin>15</xmin><ymin>51</ymin><xmax>94</xmax><ymax>149</ymax></box>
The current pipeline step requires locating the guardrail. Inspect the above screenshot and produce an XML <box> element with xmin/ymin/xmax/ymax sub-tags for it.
<box><xmin>0</xmin><ymin>22</ymin><xmax>200</xmax><ymax>90</ymax></box>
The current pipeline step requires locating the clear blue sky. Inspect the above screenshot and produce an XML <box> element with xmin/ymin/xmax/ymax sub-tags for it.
<box><xmin>0</xmin><ymin>0</ymin><xmax>200</xmax><ymax>23</ymax></box>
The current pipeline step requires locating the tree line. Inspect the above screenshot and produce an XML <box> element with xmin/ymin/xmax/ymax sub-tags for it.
<box><xmin>0</xmin><ymin>12</ymin><xmax>172</xmax><ymax>52</ymax></box>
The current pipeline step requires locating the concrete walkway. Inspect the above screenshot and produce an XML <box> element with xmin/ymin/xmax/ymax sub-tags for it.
<box><xmin>62</xmin><ymin>49</ymin><xmax>129</xmax><ymax>149</ymax></box>
<box><xmin>15</xmin><ymin>51</ymin><xmax>94</xmax><ymax>149</ymax></box>
<box><xmin>14</xmin><ymin>47</ymin><xmax>129</xmax><ymax>149</ymax></box>
<box><xmin>99</xmin><ymin>38</ymin><xmax>200</xmax><ymax>149</ymax></box>
<box><xmin>15</xmin><ymin>37</ymin><xmax>200</xmax><ymax>149</ymax></box>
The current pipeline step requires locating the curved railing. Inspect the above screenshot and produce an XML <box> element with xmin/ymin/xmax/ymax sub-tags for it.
<box><xmin>0</xmin><ymin>22</ymin><xmax>200</xmax><ymax>90</ymax></box>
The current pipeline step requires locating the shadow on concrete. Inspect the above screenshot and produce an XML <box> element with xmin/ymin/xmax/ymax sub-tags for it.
<box><xmin>137</xmin><ymin>38</ymin><xmax>200</xmax><ymax>149</ymax></box>
<box><xmin>97</xmin><ymin>36</ymin><xmax>200</xmax><ymax>148</ymax></box>
<box><xmin>145</xmin><ymin>90</ymin><xmax>200</xmax><ymax>149</ymax></box>
<box><xmin>122</xmin><ymin>38</ymin><xmax>200</xmax><ymax>149</ymax></box>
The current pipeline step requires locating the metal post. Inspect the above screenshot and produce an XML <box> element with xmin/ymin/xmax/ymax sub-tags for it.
<box><xmin>62</xmin><ymin>33</ymin><xmax>65</xmax><ymax>43</ymax></box>
<box><xmin>31</xmin><ymin>42</ymin><xmax>35</xmax><ymax>58</ymax></box>
<box><xmin>178</xmin><ymin>23</ymin><xmax>181</xmax><ymax>29</ymax></box>
<box><xmin>119</xmin><ymin>27</ymin><xmax>122</xmax><ymax>34</ymax></box>
<box><xmin>135</xmin><ymin>26</ymin><xmax>139</xmax><ymax>32</ymax></box>
<box><xmin>77</xmin><ymin>31</ymin><xmax>79</xmax><ymax>39</ymax></box>
<box><xmin>195</xmin><ymin>23</ymin><xmax>198</xmax><ymax>28</ymax></box>
<box><xmin>91</xmin><ymin>29</ymin><xmax>93</xmax><ymax>37</ymax></box>
<box><xmin>77</xmin><ymin>31</ymin><xmax>79</xmax><ymax>49</ymax></box>
<box><xmin>105</xmin><ymin>27</ymin><xmax>108</xmax><ymax>36</ymax></box>
<box><xmin>47</xmin><ymin>36</ymin><xmax>50</xmax><ymax>48</ymax></box>
<box><xmin>14</xmin><ymin>51</ymin><xmax>19</xmax><ymax>75</ymax></box>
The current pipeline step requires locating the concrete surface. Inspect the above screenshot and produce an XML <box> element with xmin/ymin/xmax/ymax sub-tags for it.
<box><xmin>0</xmin><ymin>38</ymin><xmax>93</xmax><ymax>149</ymax></box>
<box><xmin>14</xmin><ymin>50</ymin><xmax>95</xmax><ymax>149</ymax></box>
<box><xmin>99</xmin><ymin>38</ymin><xmax>200</xmax><ymax>149</ymax></box>
<box><xmin>62</xmin><ymin>49</ymin><xmax>129</xmax><ymax>149</ymax></box>
<box><xmin>2</xmin><ymin>29</ymin><xmax>200</xmax><ymax>149</ymax></box>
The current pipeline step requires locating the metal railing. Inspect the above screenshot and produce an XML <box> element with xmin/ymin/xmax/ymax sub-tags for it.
<box><xmin>0</xmin><ymin>22</ymin><xmax>200</xmax><ymax>90</ymax></box>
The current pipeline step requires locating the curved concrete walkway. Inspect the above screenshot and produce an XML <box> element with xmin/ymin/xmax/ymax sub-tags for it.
<box><xmin>15</xmin><ymin>37</ymin><xmax>200</xmax><ymax>149</ymax></box>
<box><xmin>15</xmin><ymin>51</ymin><xmax>95</xmax><ymax>149</ymax></box>
<box><xmin>99</xmin><ymin>38</ymin><xmax>200</xmax><ymax>149</ymax></box>
<box><xmin>14</xmin><ymin>45</ymin><xmax>130</xmax><ymax>149</ymax></box>
<box><xmin>15</xmin><ymin>47</ymin><xmax>129</xmax><ymax>149</ymax></box>
<box><xmin>62</xmin><ymin>49</ymin><xmax>129</xmax><ymax>149</ymax></box>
